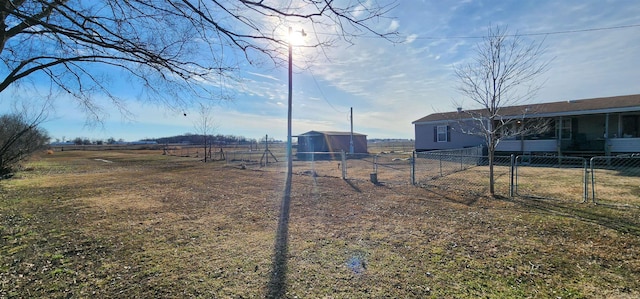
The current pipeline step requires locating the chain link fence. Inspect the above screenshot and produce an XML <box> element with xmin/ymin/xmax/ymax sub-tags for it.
<box><xmin>345</xmin><ymin>152</ymin><xmax>414</xmax><ymax>185</ymax></box>
<box><xmin>284</xmin><ymin>152</ymin><xmax>413</xmax><ymax>184</ymax></box>
<box><xmin>511</xmin><ymin>155</ymin><xmax>640</xmax><ymax>205</ymax></box>
<box><xmin>226</xmin><ymin>151</ymin><xmax>345</xmax><ymax>178</ymax></box>
<box><xmin>367</xmin><ymin>140</ymin><xmax>415</xmax><ymax>154</ymax></box>
<box><xmin>513</xmin><ymin>155</ymin><xmax>589</xmax><ymax>202</ymax></box>
<box><xmin>589</xmin><ymin>156</ymin><xmax>640</xmax><ymax>206</ymax></box>
<box><xmin>412</xmin><ymin>147</ymin><xmax>512</xmax><ymax>196</ymax></box>
<box><xmin>411</xmin><ymin>149</ymin><xmax>639</xmax><ymax>204</ymax></box>
<box><xmin>292</xmin><ymin>152</ymin><xmax>343</xmax><ymax>178</ymax></box>
<box><xmin>199</xmin><ymin>145</ymin><xmax>640</xmax><ymax>206</ymax></box>
<box><xmin>225</xmin><ymin>150</ymin><xmax>274</xmax><ymax>167</ymax></box>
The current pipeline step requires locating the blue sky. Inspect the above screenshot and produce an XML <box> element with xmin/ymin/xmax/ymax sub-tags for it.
<box><xmin>4</xmin><ymin>0</ymin><xmax>640</xmax><ymax>142</ymax></box>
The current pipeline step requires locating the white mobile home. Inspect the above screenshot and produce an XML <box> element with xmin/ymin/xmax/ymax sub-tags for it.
<box><xmin>413</xmin><ymin>94</ymin><xmax>640</xmax><ymax>156</ymax></box>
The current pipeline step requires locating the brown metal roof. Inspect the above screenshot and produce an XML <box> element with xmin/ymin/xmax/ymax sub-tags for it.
<box><xmin>297</xmin><ymin>130</ymin><xmax>367</xmax><ymax>137</ymax></box>
<box><xmin>413</xmin><ymin>94</ymin><xmax>640</xmax><ymax>124</ymax></box>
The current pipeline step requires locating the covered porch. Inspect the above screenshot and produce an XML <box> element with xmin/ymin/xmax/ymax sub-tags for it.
<box><xmin>496</xmin><ymin>112</ymin><xmax>640</xmax><ymax>156</ymax></box>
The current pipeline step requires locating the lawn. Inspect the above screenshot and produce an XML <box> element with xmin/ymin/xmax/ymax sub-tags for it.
<box><xmin>1</xmin><ymin>150</ymin><xmax>639</xmax><ymax>298</ymax></box>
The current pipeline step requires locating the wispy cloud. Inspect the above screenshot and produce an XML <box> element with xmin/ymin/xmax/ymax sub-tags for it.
<box><xmin>388</xmin><ymin>19</ymin><xmax>400</xmax><ymax>32</ymax></box>
<box><xmin>405</xmin><ymin>34</ymin><xmax>418</xmax><ymax>44</ymax></box>
<box><xmin>32</xmin><ymin>0</ymin><xmax>640</xmax><ymax>141</ymax></box>
<box><xmin>246</xmin><ymin>71</ymin><xmax>281</xmax><ymax>82</ymax></box>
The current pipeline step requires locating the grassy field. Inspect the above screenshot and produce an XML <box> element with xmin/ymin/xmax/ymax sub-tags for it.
<box><xmin>1</xmin><ymin>150</ymin><xmax>639</xmax><ymax>298</ymax></box>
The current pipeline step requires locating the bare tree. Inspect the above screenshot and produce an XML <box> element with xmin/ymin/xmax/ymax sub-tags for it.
<box><xmin>1</xmin><ymin>1</ymin><xmax>398</xmax><ymax>120</ymax></box>
<box><xmin>193</xmin><ymin>102</ymin><xmax>216</xmax><ymax>162</ymax></box>
<box><xmin>0</xmin><ymin>102</ymin><xmax>50</xmax><ymax>175</ymax></box>
<box><xmin>454</xmin><ymin>25</ymin><xmax>550</xmax><ymax>196</ymax></box>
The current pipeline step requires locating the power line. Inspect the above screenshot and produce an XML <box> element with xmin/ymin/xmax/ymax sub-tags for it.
<box><xmin>308</xmin><ymin>69</ymin><xmax>349</xmax><ymax>114</ymax></box>
<box><xmin>313</xmin><ymin>23</ymin><xmax>640</xmax><ymax>40</ymax></box>
<box><xmin>412</xmin><ymin>23</ymin><xmax>640</xmax><ymax>40</ymax></box>
<box><xmin>517</xmin><ymin>23</ymin><xmax>640</xmax><ymax>36</ymax></box>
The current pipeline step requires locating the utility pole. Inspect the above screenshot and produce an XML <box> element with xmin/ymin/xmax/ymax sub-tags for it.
<box><xmin>349</xmin><ymin>107</ymin><xmax>354</xmax><ymax>154</ymax></box>
<box><xmin>287</xmin><ymin>27</ymin><xmax>293</xmax><ymax>180</ymax></box>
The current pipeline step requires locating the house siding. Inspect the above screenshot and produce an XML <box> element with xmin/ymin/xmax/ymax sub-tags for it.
<box><xmin>496</xmin><ymin>140</ymin><xmax>557</xmax><ymax>152</ymax></box>
<box><xmin>610</xmin><ymin>138</ymin><xmax>640</xmax><ymax>153</ymax></box>
<box><xmin>415</xmin><ymin>121</ymin><xmax>485</xmax><ymax>151</ymax></box>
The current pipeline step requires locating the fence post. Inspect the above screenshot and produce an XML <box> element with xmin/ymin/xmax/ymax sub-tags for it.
<box><xmin>509</xmin><ymin>154</ymin><xmax>515</xmax><ymax>197</ymax></box>
<box><xmin>439</xmin><ymin>152</ymin><xmax>443</xmax><ymax>177</ymax></box>
<box><xmin>373</xmin><ymin>155</ymin><xmax>378</xmax><ymax>173</ymax></box>
<box><xmin>341</xmin><ymin>150</ymin><xmax>346</xmax><ymax>180</ymax></box>
<box><xmin>582</xmin><ymin>158</ymin><xmax>588</xmax><ymax>203</ymax></box>
<box><xmin>411</xmin><ymin>151</ymin><xmax>416</xmax><ymax>185</ymax></box>
<box><xmin>590</xmin><ymin>157</ymin><xmax>596</xmax><ymax>203</ymax></box>
<box><xmin>514</xmin><ymin>155</ymin><xmax>520</xmax><ymax>196</ymax></box>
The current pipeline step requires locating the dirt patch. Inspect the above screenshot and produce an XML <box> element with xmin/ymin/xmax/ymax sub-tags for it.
<box><xmin>93</xmin><ymin>159</ymin><xmax>113</xmax><ymax>163</ymax></box>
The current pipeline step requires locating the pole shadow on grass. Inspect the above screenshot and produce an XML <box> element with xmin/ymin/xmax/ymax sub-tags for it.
<box><xmin>266</xmin><ymin>173</ymin><xmax>292</xmax><ymax>298</ymax></box>
<box><xmin>513</xmin><ymin>197</ymin><xmax>640</xmax><ymax>237</ymax></box>
<box><xmin>344</xmin><ymin>179</ymin><xmax>362</xmax><ymax>192</ymax></box>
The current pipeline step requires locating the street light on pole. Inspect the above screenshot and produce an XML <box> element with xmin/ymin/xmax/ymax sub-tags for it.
<box><xmin>270</xmin><ymin>26</ymin><xmax>307</xmax><ymax>298</ymax></box>
<box><xmin>287</xmin><ymin>26</ymin><xmax>306</xmax><ymax>179</ymax></box>
<box><xmin>287</xmin><ymin>26</ymin><xmax>293</xmax><ymax>180</ymax></box>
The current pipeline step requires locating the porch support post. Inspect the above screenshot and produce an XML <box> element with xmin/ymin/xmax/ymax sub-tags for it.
<box><xmin>557</xmin><ymin>116</ymin><xmax>563</xmax><ymax>157</ymax></box>
<box><xmin>618</xmin><ymin>114</ymin><xmax>623</xmax><ymax>137</ymax></box>
<box><xmin>605</xmin><ymin>113</ymin><xmax>611</xmax><ymax>156</ymax></box>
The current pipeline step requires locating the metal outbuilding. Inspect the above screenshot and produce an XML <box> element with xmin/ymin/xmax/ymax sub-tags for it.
<box><xmin>296</xmin><ymin>131</ymin><xmax>367</xmax><ymax>159</ymax></box>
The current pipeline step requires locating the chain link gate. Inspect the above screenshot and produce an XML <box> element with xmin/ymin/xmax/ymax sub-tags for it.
<box><xmin>514</xmin><ymin>155</ymin><xmax>588</xmax><ymax>202</ymax></box>
<box><xmin>589</xmin><ymin>156</ymin><xmax>640</xmax><ymax>206</ymax></box>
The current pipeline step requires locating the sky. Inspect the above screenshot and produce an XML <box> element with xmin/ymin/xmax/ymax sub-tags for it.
<box><xmin>4</xmin><ymin>0</ymin><xmax>640</xmax><ymax>142</ymax></box>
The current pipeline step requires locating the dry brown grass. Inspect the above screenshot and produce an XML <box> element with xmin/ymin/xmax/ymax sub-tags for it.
<box><xmin>1</xmin><ymin>150</ymin><xmax>639</xmax><ymax>298</ymax></box>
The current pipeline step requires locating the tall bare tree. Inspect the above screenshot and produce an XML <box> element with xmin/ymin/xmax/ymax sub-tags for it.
<box><xmin>193</xmin><ymin>102</ymin><xmax>216</xmax><ymax>162</ymax></box>
<box><xmin>454</xmin><ymin>25</ymin><xmax>550</xmax><ymax>196</ymax></box>
<box><xmin>0</xmin><ymin>0</ymin><xmax>398</xmax><ymax>120</ymax></box>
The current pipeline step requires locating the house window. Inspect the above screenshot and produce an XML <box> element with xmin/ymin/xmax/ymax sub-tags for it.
<box><xmin>560</xmin><ymin>118</ymin><xmax>572</xmax><ymax>140</ymax></box>
<box><xmin>528</xmin><ymin>119</ymin><xmax>555</xmax><ymax>139</ymax></box>
<box><xmin>498</xmin><ymin>123</ymin><xmax>517</xmax><ymax>140</ymax></box>
<box><xmin>622</xmin><ymin>115</ymin><xmax>639</xmax><ymax>138</ymax></box>
<box><xmin>436</xmin><ymin>125</ymin><xmax>449</xmax><ymax>142</ymax></box>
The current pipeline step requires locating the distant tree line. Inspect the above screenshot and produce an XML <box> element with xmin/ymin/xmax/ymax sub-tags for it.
<box><xmin>53</xmin><ymin>134</ymin><xmax>281</xmax><ymax>146</ymax></box>
<box><xmin>147</xmin><ymin>134</ymin><xmax>262</xmax><ymax>146</ymax></box>
<box><xmin>52</xmin><ymin>137</ymin><xmax>125</xmax><ymax>145</ymax></box>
